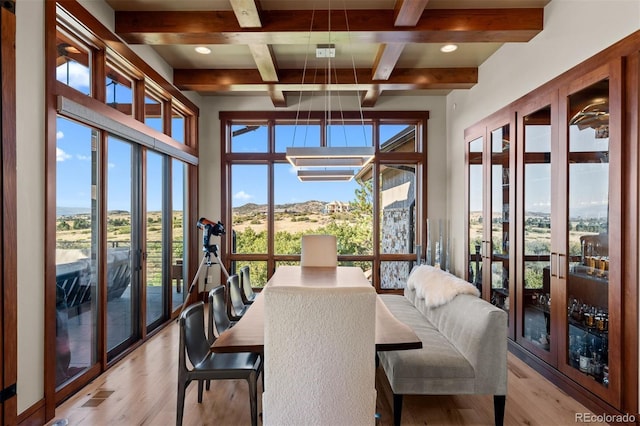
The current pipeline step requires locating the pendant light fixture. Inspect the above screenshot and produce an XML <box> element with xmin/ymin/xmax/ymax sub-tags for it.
<box><xmin>285</xmin><ymin>2</ymin><xmax>374</xmax><ymax>180</ymax></box>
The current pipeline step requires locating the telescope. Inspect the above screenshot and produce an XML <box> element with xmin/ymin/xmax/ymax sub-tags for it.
<box><xmin>178</xmin><ymin>218</ymin><xmax>228</xmax><ymax>319</ymax></box>
<box><xmin>197</xmin><ymin>217</ymin><xmax>225</xmax><ymax>253</ymax></box>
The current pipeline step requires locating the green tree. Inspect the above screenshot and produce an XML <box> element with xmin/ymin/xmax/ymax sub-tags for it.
<box><xmin>73</xmin><ymin>218</ymin><xmax>91</xmax><ymax>230</ymax></box>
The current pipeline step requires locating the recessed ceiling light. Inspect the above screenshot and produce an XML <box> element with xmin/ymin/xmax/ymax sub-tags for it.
<box><xmin>195</xmin><ymin>46</ymin><xmax>211</xmax><ymax>55</ymax></box>
<box><xmin>440</xmin><ymin>44</ymin><xmax>458</xmax><ymax>53</ymax></box>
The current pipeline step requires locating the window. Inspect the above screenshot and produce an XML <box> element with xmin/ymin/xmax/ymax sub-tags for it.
<box><xmin>144</xmin><ymin>89</ymin><xmax>164</xmax><ymax>132</ymax></box>
<box><xmin>171</xmin><ymin>106</ymin><xmax>186</xmax><ymax>144</ymax></box>
<box><xmin>221</xmin><ymin>112</ymin><xmax>427</xmax><ymax>291</ymax></box>
<box><xmin>55</xmin><ymin>28</ymin><xmax>91</xmax><ymax>96</ymax></box>
<box><xmin>172</xmin><ymin>159</ymin><xmax>188</xmax><ymax>310</ymax></box>
<box><xmin>105</xmin><ymin>60</ymin><xmax>136</xmax><ymax>116</ymax></box>
<box><xmin>49</xmin><ymin>1</ymin><xmax>199</xmax><ymax>403</ymax></box>
<box><xmin>55</xmin><ymin>116</ymin><xmax>99</xmax><ymax>388</ymax></box>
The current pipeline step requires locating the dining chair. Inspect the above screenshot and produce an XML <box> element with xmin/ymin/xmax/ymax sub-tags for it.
<box><xmin>227</xmin><ymin>274</ymin><xmax>249</xmax><ymax>321</ymax></box>
<box><xmin>300</xmin><ymin>234</ymin><xmax>338</xmax><ymax>267</ymax></box>
<box><xmin>177</xmin><ymin>302</ymin><xmax>261</xmax><ymax>426</ymax></box>
<box><xmin>207</xmin><ymin>285</ymin><xmax>234</xmax><ymax>345</ymax></box>
<box><xmin>262</xmin><ymin>285</ymin><xmax>377</xmax><ymax>425</ymax></box>
<box><xmin>239</xmin><ymin>265</ymin><xmax>257</xmax><ymax>304</ymax></box>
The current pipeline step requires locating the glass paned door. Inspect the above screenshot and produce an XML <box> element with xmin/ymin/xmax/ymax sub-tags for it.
<box><xmin>565</xmin><ymin>78</ymin><xmax>611</xmax><ymax>388</ymax></box>
<box><xmin>467</xmin><ymin>137</ymin><xmax>483</xmax><ymax>290</ymax></box>
<box><xmin>55</xmin><ymin>117</ymin><xmax>99</xmax><ymax>388</ymax></box>
<box><xmin>520</xmin><ymin>103</ymin><xmax>554</xmax><ymax>359</ymax></box>
<box><xmin>106</xmin><ymin>136</ymin><xmax>138</xmax><ymax>359</ymax></box>
<box><xmin>146</xmin><ymin>151</ymin><xmax>165</xmax><ymax>328</ymax></box>
<box><xmin>172</xmin><ymin>159</ymin><xmax>187</xmax><ymax>311</ymax></box>
<box><xmin>490</xmin><ymin>125</ymin><xmax>511</xmax><ymax>313</ymax></box>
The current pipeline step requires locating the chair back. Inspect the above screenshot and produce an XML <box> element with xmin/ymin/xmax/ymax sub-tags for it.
<box><xmin>300</xmin><ymin>234</ymin><xmax>338</xmax><ymax>267</ymax></box>
<box><xmin>227</xmin><ymin>274</ymin><xmax>246</xmax><ymax>317</ymax></box>
<box><xmin>262</xmin><ymin>285</ymin><xmax>377</xmax><ymax>425</ymax></box>
<box><xmin>239</xmin><ymin>265</ymin><xmax>256</xmax><ymax>301</ymax></box>
<box><xmin>179</xmin><ymin>302</ymin><xmax>209</xmax><ymax>369</ymax></box>
<box><xmin>208</xmin><ymin>285</ymin><xmax>232</xmax><ymax>343</ymax></box>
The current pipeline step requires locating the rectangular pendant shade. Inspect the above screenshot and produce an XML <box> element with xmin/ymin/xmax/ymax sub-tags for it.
<box><xmin>286</xmin><ymin>146</ymin><xmax>374</xmax><ymax>168</ymax></box>
<box><xmin>297</xmin><ymin>169</ymin><xmax>355</xmax><ymax>182</ymax></box>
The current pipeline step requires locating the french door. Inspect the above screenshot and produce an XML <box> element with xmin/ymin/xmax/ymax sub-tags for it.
<box><xmin>55</xmin><ymin>127</ymin><xmax>175</xmax><ymax>390</ymax></box>
<box><xmin>105</xmin><ymin>136</ymin><xmax>174</xmax><ymax>357</ymax></box>
<box><xmin>106</xmin><ymin>136</ymin><xmax>140</xmax><ymax>360</ymax></box>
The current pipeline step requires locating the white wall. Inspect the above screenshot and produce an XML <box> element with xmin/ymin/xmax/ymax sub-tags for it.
<box><xmin>446</xmin><ymin>0</ymin><xmax>640</xmax><ymax>278</ymax></box>
<box><xmin>16</xmin><ymin>0</ymin><xmax>46</xmax><ymax>413</ymax></box>
<box><xmin>197</xmin><ymin>94</ymin><xmax>449</xmax><ymax>288</ymax></box>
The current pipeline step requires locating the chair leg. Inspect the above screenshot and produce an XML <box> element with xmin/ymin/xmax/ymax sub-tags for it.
<box><xmin>197</xmin><ymin>380</ymin><xmax>204</xmax><ymax>403</ymax></box>
<box><xmin>248</xmin><ymin>372</ymin><xmax>258</xmax><ymax>426</ymax></box>
<box><xmin>494</xmin><ymin>395</ymin><xmax>506</xmax><ymax>426</ymax></box>
<box><xmin>393</xmin><ymin>393</ymin><xmax>403</xmax><ymax>426</ymax></box>
<box><xmin>206</xmin><ymin>379</ymin><xmax>210</xmax><ymax>391</ymax></box>
<box><xmin>176</xmin><ymin>380</ymin><xmax>186</xmax><ymax>426</ymax></box>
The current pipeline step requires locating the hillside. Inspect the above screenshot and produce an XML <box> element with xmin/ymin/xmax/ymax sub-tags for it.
<box><xmin>233</xmin><ymin>200</ymin><xmax>327</xmax><ymax>215</ymax></box>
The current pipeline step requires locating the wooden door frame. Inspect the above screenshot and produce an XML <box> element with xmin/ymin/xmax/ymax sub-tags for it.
<box><xmin>1</xmin><ymin>0</ymin><xmax>18</xmax><ymax>424</ymax></box>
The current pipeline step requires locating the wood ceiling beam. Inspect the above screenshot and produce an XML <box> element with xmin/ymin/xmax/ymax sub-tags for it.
<box><xmin>372</xmin><ymin>43</ymin><xmax>405</xmax><ymax>81</ymax></box>
<box><xmin>394</xmin><ymin>0</ymin><xmax>429</xmax><ymax>26</ymax></box>
<box><xmin>248</xmin><ymin>44</ymin><xmax>279</xmax><ymax>82</ymax></box>
<box><xmin>372</xmin><ymin>1</ymin><xmax>429</xmax><ymax>81</ymax></box>
<box><xmin>173</xmin><ymin>67</ymin><xmax>477</xmax><ymax>92</ymax></box>
<box><xmin>230</xmin><ymin>0</ymin><xmax>262</xmax><ymax>28</ymax></box>
<box><xmin>361</xmin><ymin>87</ymin><xmax>381</xmax><ymax>108</ymax></box>
<box><xmin>230</xmin><ymin>1</ymin><xmax>281</xmax><ymax>86</ymax></box>
<box><xmin>115</xmin><ymin>8</ymin><xmax>544</xmax><ymax>45</ymax></box>
<box><xmin>269</xmin><ymin>88</ymin><xmax>287</xmax><ymax>108</ymax></box>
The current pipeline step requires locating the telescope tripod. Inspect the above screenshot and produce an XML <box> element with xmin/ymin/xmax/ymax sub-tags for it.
<box><xmin>177</xmin><ymin>244</ymin><xmax>229</xmax><ymax>319</ymax></box>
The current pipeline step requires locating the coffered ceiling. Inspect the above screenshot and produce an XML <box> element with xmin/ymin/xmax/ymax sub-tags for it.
<box><xmin>106</xmin><ymin>0</ymin><xmax>550</xmax><ymax>107</ymax></box>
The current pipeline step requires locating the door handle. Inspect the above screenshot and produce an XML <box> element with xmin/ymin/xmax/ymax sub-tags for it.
<box><xmin>558</xmin><ymin>253</ymin><xmax>566</xmax><ymax>279</ymax></box>
<box><xmin>550</xmin><ymin>252</ymin><xmax>557</xmax><ymax>278</ymax></box>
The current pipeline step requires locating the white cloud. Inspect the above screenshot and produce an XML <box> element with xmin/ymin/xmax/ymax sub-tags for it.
<box><xmin>76</xmin><ymin>154</ymin><xmax>91</xmax><ymax>161</ymax></box>
<box><xmin>56</xmin><ymin>147</ymin><xmax>71</xmax><ymax>162</ymax></box>
<box><xmin>56</xmin><ymin>61</ymin><xmax>90</xmax><ymax>90</ymax></box>
<box><xmin>56</xmin><ymin>131</ymin><xmax>64</xmax><ymax>140</ymax></box>
<box><xmin>234</xmin><ymin>191</ymin><xmax>252</xmax><ymax>201</ymax></box>
<box><xmin>108</xmin><ymin>163</ymin><xmax>115</xmax><ymax>169</ymax></box>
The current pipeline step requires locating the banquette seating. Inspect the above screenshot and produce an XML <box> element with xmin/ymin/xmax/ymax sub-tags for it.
<box><xmin>377</xmin><ymin>265</ymin><xmax>508</xmax><ymax>426</ymax></box>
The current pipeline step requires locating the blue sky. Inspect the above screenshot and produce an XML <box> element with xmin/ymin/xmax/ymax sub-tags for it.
<box><xmin>229</xmin><ymin>122</ymin><xmax>408</xmax><ymax>206</ymax></box>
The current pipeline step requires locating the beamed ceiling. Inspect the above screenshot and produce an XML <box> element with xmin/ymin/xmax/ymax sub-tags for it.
<box><xmin>106</xmin><ymin>0</ymin><xmax>549</xmax><ymax>107</ymax></box>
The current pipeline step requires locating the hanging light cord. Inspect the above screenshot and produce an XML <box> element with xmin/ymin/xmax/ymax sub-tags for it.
<box><xmin>343</xmin><ymin>0</ymin><xmax>368</xmax><ymax>147</ymax></box>
<box><xmin>292</xmin><ymin>8</ymin><xmax>316</xmax><ymax>148</ymax></box>
<box><xmin>326</xmin><ymin>1</ymin><xmax>332</xmax><ymax>148</ymax></box>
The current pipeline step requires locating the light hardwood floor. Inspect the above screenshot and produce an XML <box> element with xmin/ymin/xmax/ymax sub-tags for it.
<box><xmin>48</xmin><ymin>314</ymin><xmax>606</xmax><ymax>426</ymax></box>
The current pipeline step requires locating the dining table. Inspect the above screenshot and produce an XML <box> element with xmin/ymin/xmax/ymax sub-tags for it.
<box><xmin>210</xmin><ymin>265</ymin><xmax>422</xmax><ymax>353</ymax></box>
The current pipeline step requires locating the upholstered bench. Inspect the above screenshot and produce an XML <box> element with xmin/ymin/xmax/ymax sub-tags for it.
<box><xmin>377</xmin><ymin>265</ymin><xmax>508</xmax><ymax>426</ymax></box>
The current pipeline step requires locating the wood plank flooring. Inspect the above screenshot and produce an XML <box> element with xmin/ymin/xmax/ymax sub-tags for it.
<box><xmin>47</xmin><ymin>314</ymin><xmax>606</xmax><ymax>426</ymax></box>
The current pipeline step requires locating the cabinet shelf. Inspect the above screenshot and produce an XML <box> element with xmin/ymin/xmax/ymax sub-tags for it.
<box><xmin>492</xmin><ymin>287</ymin><xmax>509</xmax><ymax>296</ymax></box>
<box><xmin>568</xmin><ymin>317</ymin><xmax>608</xmax><ymax>340</ymax></box>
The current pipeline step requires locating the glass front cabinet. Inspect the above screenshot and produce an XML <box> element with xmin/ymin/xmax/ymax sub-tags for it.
<box><xmin>466</xmin><ymin>58</ymin><xmax>636</xmax><ymax>413</ymax></box>
<box><xmin>465</xmin><ymin>112</ymin><xmax>516</xmax><ymax>339</ymax></box>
